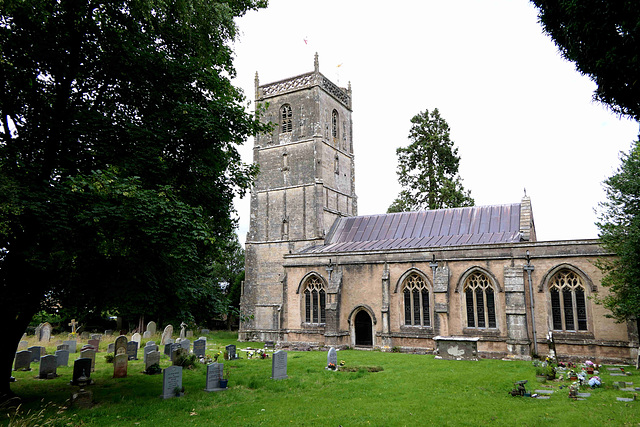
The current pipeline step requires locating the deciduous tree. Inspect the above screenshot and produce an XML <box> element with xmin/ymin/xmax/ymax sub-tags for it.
<box><xmin>388</xmin><ymin>108</ymin><xmax>474</xmax><ymax>213</ymax></box>
<box><xmin>0</xmin><ymin>0</ymin><xmax>267</xmax><ymax>398</ymax></box>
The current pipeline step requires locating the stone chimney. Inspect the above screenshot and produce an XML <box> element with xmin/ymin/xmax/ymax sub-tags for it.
<box><xmin>519</xmin><ymin>195</ymin><xmax>537</xmax><ymax>242</ymax></box>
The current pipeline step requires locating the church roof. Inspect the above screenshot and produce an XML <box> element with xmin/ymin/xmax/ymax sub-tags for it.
<box><xmin>300</xmin><ymin>203</ymin><xmax>524</xmax><ymax>254</ymax></box>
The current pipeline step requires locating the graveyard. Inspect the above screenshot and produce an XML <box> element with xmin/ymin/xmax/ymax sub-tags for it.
<box><xmin>3</xmin><ymin>329</ymin><xmax>639</xmax><ymax>426</ymax></box>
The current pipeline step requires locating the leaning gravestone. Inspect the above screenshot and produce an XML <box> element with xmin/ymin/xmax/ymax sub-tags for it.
<box><xmin>204</xmin><ymin>362</ymin><xmax>224</xmax><ymax>392</ymax></box>
<box><xmin>55</xmin><ymin>349</ymin><xmax>69</xmax><ymax>367</ymax></box>
<box><xmin>193</xmin><ymin>339</ymin><xmax>206</xmax><ymax>358</ymax></box>
<box><xmin>131</xmin><ymin>333</ymin><xmax>141</xmax><ymax>347</ymax></box>
<box><xmin>162</xmin><ymin>365</ymin><xmax>183</xmax><ymax>399</ymax></box>
<box><xmin>143</xmin><ymin>331</ymin><xmax>151</xmax><ymax>339</ymax></box>
<box><xmin>126</xmin><ymin>341</ymin><xmax>139</xmax><ymax>360</ymax></box>
<box><xmin>147</xmin><ymin>321</ymin><xmax>157</xmax><ymax>335</ymax></box>
<box><xmin>71</xmin><ymin>358</ymin><xmax>93</xmax><ymax>386</ymax></box>
<box><xmin>39</xmin><ymin>323</ymin><xmax>52</xmax><ymax>342</ymax></box>
<box><xmin>34</xmin><ymin>323</ymin><xmax>43</xmax><ymax>340</ymax></box>
<box><xmin>63</xmin><ymin>340</ymin><xmax>77</xmax><ymax>353</ymax></box>
<box><xmin>161</xmin><ymin>325</ymin><xmax>173</xmax><ymax>345</ymax></box>
<box><xmin>27</xmin><ymin>346</ymin><xmax>43</xmax><ymax>363</ymax></box>
<box><xmin>327</xmin><ymin>347</ymin><xmax>338</xmax><ymax>368</ymax></box>
<box><xmin>271</xmin><ymin>350</ymin><xmax>288</xmax><ymax>380</ymax></box>
<box><xmin>145</xmin><ymin>350</ymin><xmax>161</xmax><ymax>373</ymax></box>
<box><xmin>114</xmin><ymin>335</ymin><xmax>128</xmax><ymax>356</ymax></box>
<box><xmin>88</xmin><ymin>339</ymin><xmax>100</xmax><ymax>352</ymax></box>
<box><xmin>14</xmin><ymin>351</ymin><xmax>31</xmax><ymax>371</ymax></box>
<box><xmin>226</xmin><ymin>344</ymin><xmax>236</xmax><ymax>360</ymax></box>
<box><xmin>113</xmin><ymin>353</ymin><xmax>128</xmax><ymax>378</ymax></box>
<box><xmin>39</xmin><ymin>355</ymin><xmax>58</xmax><ymax>379</ymax></box>
<box><xmin>80</xmin><ymin>349</ymin><xmax>96</xmax><ymax>371</ymax></box>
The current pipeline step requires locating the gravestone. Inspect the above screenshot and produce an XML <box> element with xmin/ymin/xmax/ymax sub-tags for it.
<box><xmin>113</xmin><ymin>353</ymin><xmax>128</xmax><ymax>378</ymax></box>
<box><xmin>145</xmin><ymin>350</ymin><xmax>161</xmax><ymax>373</ymax></box>
<box><xmin>146</xmin><ymin>341</ymin><xmax>156</xmax><ymax>347</ymax></box>
<box><xmin>143</xmin><ymin>331</ymin><xmax>151</xmax><ymax>339</ymax></box>
<box><xmin>107</xmin><ymin>343</ymin><xmax>115</xmax><ymax>353</ymax></box>
<box><xmin>433</xmin><ymin>336</ymin><xmax>479</xmax><ymax>361</ymax></box>
<box><xmin>34</xmin><ymin>323</ymin><xmax>43</xmax><ymax>340</ymax></box>
<box><xmin>126</xmin><ymin>341</ymin><xmax>139</xmax><ymax>360</ymax></box>
<box><xmin>114</xmin><ymin>335</ymin><xmax>128</xmax><ymax>356</ymax></box>
<box><xmin>180</xmin><ymin>339</ymin><xmax>190</xmax><ymax>353</ymax></box>
<box><xmin>39</xmin><ymin>355</ymin><xmax>58</xmax><ymax>379</ymax></box>
<box><xmin>80</xmin><ymin>349</ymin><xmax>96</xmax><ymax>371</ymax></box>
<box><xmin>161</xmin><ymin>325</ymin><xmax>173</xmax><ymax>345</ymax></box>
<box><xmin>18</xmin><ymin>340</ymin><xmax>28</xmax><ymax>350</ymax></box>
<box><xmin>55</xmin><ymin>349</ymin><xmax>69</xmax><ymax>367</ymax></box>
<box><xmin>63</xmin><ymin>340</ymin><xmax>77</xmax><ymax>353</ymax></box>
<box><xmin>172</xmin><ymin>347</ymin><xmax>187</xmax><ymax>364</ymax></box>
<box><xmin>71</xmin><ymin>358</ymin><xmax>93</xmax><ymax>386</ymax></box>
<box><xmin>13</xmin><ymin>351</ymin><xmax>31</xmax><ymax>371</ymax></box>
<box><xmin>225</xmin><ymin>344</ymin><xmax>236</xmax><ymax>360</ymax></box>
<box><xmin>193</xmin><ymin>339</ymin><xmax>206</xmax><ymax>358</ymax></box>
<box><xmin>27</xmin><ymin>346</ymin><xmax>43</xmax><ymax>363</ymax></box>
<box><xmin>90</xmin><ymin>334</ymin><xmax>102</xmax><ymax>341</ymax></box>
<box><xmin>147</xmin><ymin>321</ymin><xmax>157</xmax><ymax>335</ymax></box>
<box><xmin>57</xmin><ymin>344</ymin><xmax>69</xmax><ymax>352</ymax></box>
<box><xmin>204</xmin><ymin>363</ymin><xmax>224</xmax><ymax>392</ymax></box>
<box><xmin>104</xmin><ymin>329</ymin><xmax>114</xmax><ymax>336</ymax></box>
<box><xmin>144</xmin><ymin>344</ymin><xmax>159</xmax><ymax>365</ymax></box>
<box><xmin>162</xmin><ymin>365</ymin><xmax>183</xmax><ymax>399</ymax></box>
<box><xmin>164</xmin><ymin>343</ymin><xmax>173</xmax><ymax>358</ymax></box>
<box><xmin>80</xmin><ymin>332</ymin><xmax>90</xmax><ymax>339</ymax></box>
<box><xmin>200</xmin><ymin>329</ymin><xmax>210</xmax><ymax>335</ymax></box>
<box><xmin>88</xmin><ymin>339</ymin><xmax>100</xmax><ymax>352</ymax></box>
<box><xmin>327</xmin><ymin>347</ymin><xmax>338</xmax><ymax>368</ymax></box>
<box><xmin>39</xmin><ymin>323</ymin><xmax>52</xmax><ymax>342</ymax></box>
<box><xmin>271</xmin><ymin>350</ymin><xmax>288</xmax><ymax>380</ymax></box>
<box><xmin>186</xmin><ymin>330</ymin><xmax>193</xmax><ymax>338</ymax></box>
<box><xmin>131</xmin><ymin>333</ymin><xmax>141</xmax><ymax>346</ymax></box>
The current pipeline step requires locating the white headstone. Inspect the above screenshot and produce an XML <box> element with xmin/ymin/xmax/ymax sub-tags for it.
<box><xmin>131</xmin><ymin>332</ymin><xmax>142</xmax><ymax>346</ymax></box>
<box><xmin>161</xmin><ymin>325</ymin><xmax>173</xmax><ymax>345</ymax></box>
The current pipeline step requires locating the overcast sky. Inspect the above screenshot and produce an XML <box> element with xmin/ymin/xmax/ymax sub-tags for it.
<box><xmin>230</xmin><ymin>0</ymin><xmax>639</xmax><ymax>244</ymax></box>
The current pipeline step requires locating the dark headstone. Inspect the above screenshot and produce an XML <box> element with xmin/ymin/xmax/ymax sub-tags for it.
<box><xmin>39</xmin><ymin>355</ymin><xmax>58</xmax><ymax>379</ymax></box>
<box><xmin>55</xmin><ymin>349</ymin><xmax>69</xmax><ymax>367</ymax></box>
<box><xmin>225</xmin><ymin>344</ymin><xmax>236</xmax><ymax>360</ymax></box>
<box><xmin>145</xmin><ymin>350</ymin><xmax>161</xmax><ymax>372</ymax></box>
<box><xmin>162</xmin><ymin>365</ymin><xmax>183</xmax><ymax>399</ymax></box>
<box><xmin>180</xmin><ymin>339</ymin><xmax>190</xmax><ymax>353</ymax></box>
<box><xmin>13</xmin><ymin>351</ymin><xmax>31</xmax><ymax>371</ymax></box>
<box><xmin>193</xmin><ymin>339</ymin><xmax>206</xmax><ymax>358</ymax></box>
<box><xmin>57</xmin><ymin>344</ymin><xmax>70</xmax><ymax>352</ymax></box>
<box><xmin>126</xmin><ymin>341</ymin><xmax>139</xmax><ymax>360</ymax></box>
<box><xmin>205</xmin><ymin>362</ymin><xmax>223</xmax><ymax>392</ymax></box>
<box><xmin>71</xmin><ymin>358</ymin><xmax>93</xmax><ymax>385</ymax></box>
<box><xmin>144</xmin><ymin>344</ymin><xmax>159</xmax><ymax>365</ymax></box>
<box><xmin>27</xmin><ymin>346</ymin><xmax>43</xmax><ymax>363</ymax></box>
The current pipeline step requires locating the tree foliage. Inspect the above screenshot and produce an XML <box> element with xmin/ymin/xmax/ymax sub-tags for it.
<box><xmin>388</xmin><ymin>108</ymin><xmax>474</xmax><ymax>213</ymax></box>
<box><xmin>0</xmin><ymin>0</ymin><xmax>267</xmax><ymax>397</ymax></box>
<box><xmin>531</xmin><ymin>1</ymin><xmax>640</xmax><ymax>120</ymax></box>
<box><xmin>596</xmin><ymin>140</ymin><xmax>640</xmax><ymax>322</ymax></box>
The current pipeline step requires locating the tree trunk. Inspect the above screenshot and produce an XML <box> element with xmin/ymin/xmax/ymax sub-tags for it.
<box><xmin>0</xmin><ymin>304</ymin><xmax>38</xmax><ymax>401</ymax></box>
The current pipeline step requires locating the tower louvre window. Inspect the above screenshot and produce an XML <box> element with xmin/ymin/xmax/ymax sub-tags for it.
<box><xmin>332</xmin><ymin>109</ymin><xmax>338</xmax><ymax>139</ymax></box>
<box><xmin>281</xmin><ymin>104</ymin><xmax>292</xmax><ymax>133</ymax></box>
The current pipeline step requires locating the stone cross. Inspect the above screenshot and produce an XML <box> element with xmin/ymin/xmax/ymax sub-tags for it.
<box><xmin>69</xmin><ymin>319</ymin><xmax>78</xmax><ymax>335</ymax></box>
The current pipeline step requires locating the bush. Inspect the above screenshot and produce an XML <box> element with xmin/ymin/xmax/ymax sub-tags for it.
<box><xmin>104</xmin><ymin>354</ymin><xmax>114</xmax><ymax>364</ymax></box>
<box><xmin>174</xmin><ymin>354</ymin><xmax>198</xmax><ymax>369</ymax></box>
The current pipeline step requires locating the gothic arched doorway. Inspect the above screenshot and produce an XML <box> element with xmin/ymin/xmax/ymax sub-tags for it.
<box><xmin>354</xmin><ymin>310</ymin><xmax>373</xmax><ymax>346</ymax></box>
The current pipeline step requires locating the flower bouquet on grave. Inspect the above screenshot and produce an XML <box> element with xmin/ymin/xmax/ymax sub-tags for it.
<box><xmin>588</xmin><ymin>375</ymin><xmax>601</xmax><ymax>388</ymax></box>
<box><xmin>340</xmin><ymin>360</ymin><xmax>345</xmax><ymax>367</ymax></box>
<box><xmin>327</xmin><ymin>363</ymin><xmax>337</xmax><ymax>371</ymax></box>
<box><xmin>568</xmin><ymin>382</ymin><xmax>580</xmax><ymax>398</ymax></box>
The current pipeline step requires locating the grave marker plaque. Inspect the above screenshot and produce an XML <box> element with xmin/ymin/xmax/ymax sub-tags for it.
<box><xmin>55</xmin><ymin>349</ymin><xmax>69</xmax><ymax>367</ymax></box>
<box><xmin>204</xmin><ymin>363</ymin><xmax>223</xmax><ymax>392</ymax></box>
<box><xmin>113</xmin><ymin>354</ymin><xmax>128</xmax><ymax>378</ymax></box>
<box><xmin>162</xmin><ymin>365</ymin><xmax>183</xmax><ymax>399</ymax></box>
<box><xmin>13</xmin><ymin>351</ymin><xmax>31</xmax><ymax>371</ymax></box>
<box><xmin>39</xmin><ymin>355</ymin><xmax>58</xmax><ymax>379</ymax></box>
<box><xmin>271</xmin><ymin>350</ymin><xmax>288</xmax><ymax>380</ymax></box>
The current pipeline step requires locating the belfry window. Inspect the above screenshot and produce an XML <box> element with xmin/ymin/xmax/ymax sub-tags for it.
<box><xmin>303</xmin><ymin>276</ymin><xmax>326</xmax><ymax>324</ymax></box>
<box><xmin>281</xmin><ymin>104</ymin><xmax>292</xmax><ymax>133</ymax></box>
<box><xmin>464</xmin><ymin>271</ymin><xmax>496</xmax><ymax>328</ymax></box>
<box><xmin>402</xmin><ymin>273</ymin><xmax>430</xmax><ymax>327</ymax></box>
<box><xmin>549</xmin><ymin>270</ymin><xmax>588</xmax><ymax>331</ymax></box>
<box><xmin>332</xmin><ymin>109</ymin><xmax>338</xmax><ymax>139</ymax></box>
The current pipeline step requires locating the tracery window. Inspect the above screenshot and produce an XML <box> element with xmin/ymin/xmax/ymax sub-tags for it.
<box><xmin>280</xmin><ymin>104</ymin><xmax>292</xmax><ymax>133</ymax></box>
<box><xmin>464</xmin><ymin>271</ymin><xmax>496</xmax><ymax>328</ymax></box>
<box><xmin>549</xmin><ymin>270</ymin><xmax>588</xmax><ymax>331</ymax></box>
<box><xmin>331</xmin><ymin>109</ymin><xmax>338</xmax><ymax>139</ymax></box>
<box><xmin>403</xmin><ymin>273</ymin><xmax>430</xmax><ymax>327</ymax></box>
<box><xmin>304</xmin><ymin>276</ymin><xmax>326</xmax><ymax>324</ymax></box>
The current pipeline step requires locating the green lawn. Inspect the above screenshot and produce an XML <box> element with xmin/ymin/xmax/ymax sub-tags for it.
<box><xmin>3</xmin><ymin>331</ymin><xmax>639</xmax><ymax>426</ymax></box>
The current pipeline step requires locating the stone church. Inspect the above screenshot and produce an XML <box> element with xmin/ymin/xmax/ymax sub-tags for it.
<box><xmin>239</xmin><ymin>55</ymin><xmax>638</xmax><ymax>364</ymax></box>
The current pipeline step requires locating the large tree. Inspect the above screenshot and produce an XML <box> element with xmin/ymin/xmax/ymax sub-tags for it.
<box><xmin>388</xmin><ymin>108</ymin><xmax>474</xmax><ymax>213</ymax></box>
<box><xmin>596</xmin><ymin>140</ymin><xmax>640</xmax><ymax>322</ymax></box>
<box><xmin>0</xmin><ymin>0</ymin><xmax>267</xmax><ymax>398</ymax></box>
<box><xmin>530</xmin><ymin>1</ymin><xmax>640</xmax><ymax>120</ymax></box>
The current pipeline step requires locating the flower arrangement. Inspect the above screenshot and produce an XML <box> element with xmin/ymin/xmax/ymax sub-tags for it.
<box><xmin>339</xmin><ymin>360</ymin><xmax>345</xmax><ymax>367</ymax></box>
<box><xmin>588</xmin><ymin>376</ymin><xmax>601</xmax><ymax>388</ymax></box>
<box><xmin>327</xmin><ymin>363</ymin><xmax>337</xmax><ymax>371</ymax></box>
<box><xmin>568</xmin><ymin>382</ymin><xmax>580</xmax><ymax>398</ymax></box>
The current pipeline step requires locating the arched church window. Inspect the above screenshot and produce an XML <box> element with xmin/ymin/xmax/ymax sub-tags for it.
<box><xmin>281</xmin><ymin>104</ymin><xmax>292</xmax><ymax>133</ymax></box>
<box><xmin>332</xmin><ymin>109</ymin><xmax>338</xmax><ymax>139</ymax></box>
<box><xmin>464</xmin><ymin>271</ymin><xmax>496</xmax><ymax>328</ymax></box>
<box><xmin>304</xmin><ymin>276</ymin><xmax>326</xmax><ymax>324</ymax></box>
<box><xmin>402</xmin><ymin>273</ymin><xmax>430</xmax><ymax>327</ymax></box>
<box><xmin>549</xmin><ymin>270</ymin><xmax>588</xmax><ymax>331</ymax></box>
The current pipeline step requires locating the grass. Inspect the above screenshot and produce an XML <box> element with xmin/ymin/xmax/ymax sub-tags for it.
<box><xmin>2</xmin><ymin>331</ymin><xmax>639</xmax><ymax>426</ymax></box>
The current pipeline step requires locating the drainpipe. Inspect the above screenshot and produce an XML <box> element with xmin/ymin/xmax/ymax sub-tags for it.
<box><xmin>524</xmin><ymin>251</ymin><xmax>537</xmax><ymax>356</ymax></box>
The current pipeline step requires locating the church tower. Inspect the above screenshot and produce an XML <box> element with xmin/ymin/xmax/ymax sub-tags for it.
<box><xmin>240</xmin><ymin>54</ymin><xmax>357</xmax><ymax>341</ymax></box>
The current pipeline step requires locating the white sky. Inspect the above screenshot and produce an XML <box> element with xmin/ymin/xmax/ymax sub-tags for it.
<box><xmin>230</xmin><ymin>0</ymin><xmax>639</xmax><ymax>243</ymax></box>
